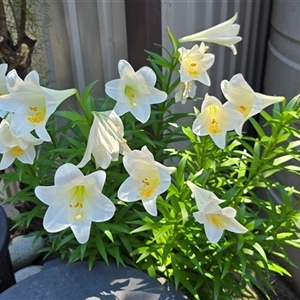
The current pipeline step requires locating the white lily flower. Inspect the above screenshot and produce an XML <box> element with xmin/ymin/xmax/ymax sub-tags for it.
<box><xmin>77</xmin><ymin>110</ymin><xmax>131</xmax><ymax>169</ymax></box>
<box><xmin>0</xmin><ymin>69</ymin><xmax>76</xmax><ymax>141</ymax></box>
<box><xmin>178</xmin><ymin>13</ymin><xmax>242</xmax><ymax>55</ymax></box>
<box><xmin>194</xmin><ymin>200</ymin><xmax>248</xmax><ymax>243</ymax></box>
<box><xmin>175</xmin><ymin>80</ymin><xmax>197</xmax><ymax>104</ymax></box>
<box><xmin>178</xmin><ymin>43</ymin><xmax>215</xmax><ymax>85</ymax></box>
<box><xmin>0</xmin><ymin>63</ymin><xmax>9</xmax><ymax>118</ymax></box>
<box><xmin>118</xmin><ymin>145</ymin><xmax>176</xmax><ymax>216</ymax></box>
<box><xmin>105</xmin><ymin>59</ymin><xmax>167</xmax><ymax>123</ymax></box>
<box><xmin>221</xmin><ymin>74</ymin><xmax>285</xmax><ymax>135</ymax></box>
<box><xmin>0</xmin><ymin>116</ymin><xmax>43</xmax><ymax>170</ymax></box>
<box><xmin>35</xmin><ymin>163</ymin><xmax>116</xmax><ymax>244</ymax></box>
<box><xmin>192</xmin><ymin>93</ymin><xmax>244</xmax><ymax>149</ymax></box>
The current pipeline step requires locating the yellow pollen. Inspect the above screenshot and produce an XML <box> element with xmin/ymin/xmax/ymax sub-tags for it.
<box><xmin>139</xmin><ymin>176</ymin><xmax>160</xmax><ymax>198</ymax></box>
<box><xmin>29</xmin><ymin>106</ymin><xmax>38</xmax><ymax>112</ymax></box>
<box><xmin>208</xmin><ymin>118</ymin><xmax>221</xmax><ymax>134</ymax></box>
<box><xmin>208</xmin><ymin>214</ymin><xmax>226</xmax><ymax>228</ymax></box>
<box><xmin>130</xmin><ymin>93</ymin><xmax>136</xmax><ymax>99</ymax></box>
<box><xmin>11</xmin><ymin>146</ymin><xmax>24</xmax><ymax>157</ymax></box>
<box><xmin>190</xmin><ymin>63</ymin><xmax>197</xmax><ymax>67</ymax></box>
<box><xmin>238</xmin><ymin>105</ymin><xmax>250</xmax><ymax>117</ymax></box>
<box><xmin>27</xmin><ymin>106</ymin><xmax>45</xmax><ymax>124</ymax></box>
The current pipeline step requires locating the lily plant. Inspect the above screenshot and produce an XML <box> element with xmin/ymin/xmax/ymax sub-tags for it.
<box><xmin>1</xmin><ymin>12</ymin><xmax>300</xmax><ymax>300</ymax></box>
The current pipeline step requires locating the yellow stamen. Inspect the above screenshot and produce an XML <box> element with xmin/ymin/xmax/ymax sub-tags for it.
<box><xmin>188</xmin><ymin>61</ymin><xmax>201</xmax><ymax>77</ymax></box>
<box><xmin>139</xmin><ymin>176</ymin><xmax>160</xmax><ymax>198</ymax></box>
<box><xmin>208</xmin><ymin>214</ymin><xmax>226</xmax><ymax>228</ymax></box>
<box><xmin>125</xmin><ymin>86</ymin><xmax>138</xmax><ymax>107</ymax></box>
<box><xmin>208</xmin><ymin>118</ymin><xmax>221</xmax><ymax>134</ymax></box>
<box><xmin>11</xmin><ymin>146</ymin><xmax>24</xmax><ymax>157</ymax></box>
<box><xmin>237</xmin><ymin>105</ymin><xmax>250</xmax><ymax>117</ymax></box>
<box><xmin>27</xmin><ymin>106</ymin><xmax>45</xmax><ymax>124</ymax></box>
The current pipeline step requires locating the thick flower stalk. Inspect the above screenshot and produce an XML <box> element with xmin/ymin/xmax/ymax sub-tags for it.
<box><xmin>187</xmin><ymin>181</ymin><xmax>247</xmax><ymax>243</ymax></box>
<box><xmin>118</xmin><ymin>146</ymin><xmax>176</xmax><ymax>216</ymax></box>
<box><xmin>105</xmin><ymin>59</ymin><xmax>167</xmax><ymax>123</ymax></box>
<box><xmin>77</xmin><ymin>110</ymin><xmax>131</xmax><ymax>169</ymax></box>
<box><xmin>178</xmin><ymin>43</ymin><xmax>215</xmax><ymax>86</ymax></box>
<box><xmin>0</xmin><ymin>70</ymin><xmax>76</xmax><ymax>141</ymax></box>
<box><xmin>175</xmin><ymin>80</ymin><xmax>197</xmax><ymax>104</ymax></box>
<box><xmin>178</xmin><ymin>13</ymin><xmax>242</xmax><ymax>55</ymax></box>
<box><xmin>35</xmin><ymin>163</ymin><xmax>116</xmax><ymax>244</ymax></box>
<box><xmin>0</xmin><ymin>116</ymin><xmax>43</xmax><ymax>170</ymax></box>
<box><xmin>192</xmin><ymin>93</ymin><xmax>244</xmax><ymax>148</ymax></box>
<box><xmin>221</xmin><ymin>73</ymin><xmax>285</xmax><ymax>134</ymax></box>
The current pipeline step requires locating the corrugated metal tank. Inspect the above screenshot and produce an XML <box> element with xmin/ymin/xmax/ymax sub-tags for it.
<box><xmin>263</xmin><ymin>0</ymin><xmax>300</xmax><ymax>294</ymax></box>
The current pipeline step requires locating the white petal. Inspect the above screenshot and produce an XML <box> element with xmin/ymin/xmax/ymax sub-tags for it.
<box><xmin>0</xmin><ymin>63</ymin><xmax>8</xmax><ymax>75</ymax></box>
<box><xmin>193</xmin><ymin>211</ymin><xmax>204</xmax><ymax>224</ymax></box>
<box><xmin>187</xmin><ymin>181</ymin><xmax>223</xmax><ymax>211</ymax></box>
<box><xmin>142</xmin><ymin>198</ymin><xmax>158</xmax><ymax>216</ymax></box>
<box><xmin>146</xmin><ymin>88</ymin><xmax>167</xmax><ymax>105</ymax></box>
<box><xmin>0</xmin><ymin>152</ymin><xmax>15</xmax><ymax>170</ymax></box>
<box><xmin>87</xmin><ymin>193</ymin><xmax>115</xmax><ymax>222</ymax></box>
<box><xmin>24</xmin><ymin>70</ymin><xmax>40</xmax><ymax>86</ymax></box>
<box><xmin>130</xmin><ymin>101</ymin><xmax>151</xmax><ymax>123</ymax></box>
<box><xmin>54</xmin><ymin>163</ymin><xmax>84</xmax><ymax>187</ymax></box>
<box><xmin>70</xmin><ymin>218</ymin><xmax>92</xmax><ymax>244</ymax></box>
<box><xmin>204</xmin><ymin>220</ymin><xmax>224</xmax><ymax>243</ymax></box>
<box><xmin>114</xmin><ymin>101</ymin><xmax>130</xmax><ymax>116</ymax></box>
<box><xmin>17</xmin><ymin>145</ymin><xmax>36</xmax><ymax>164</ymax></box>
<box><xmin>84</xmin><ymin>170</ymin><xmax>106</xmax><ymax>192</ymax></box>
<box><xmin>118</xmin><ymin>59</ymin><xmax>135</xmax><ymax>78</ymax></box>
<box><xmin>43</xmin><ymin>203</ymin><xmax>70</xmax><ymax>232</ymax></box>
<box><xmin>210</xmin><ymin>131</ymin><xmax>227</xmax><ymax>149</ymax></box>
<box><xmin>224</xmin><ymin>215</ymin><xmax>248</xmax><ymax>233</ymax></box>
<box><xmin>6</xmin><ymin>69</ymin><xmax>38</xmax><ymax>94</ymax></box>
<box><xmin>137</xmin><ymin>66</ymin><xmax>156</xmax><ymax>88</ymax></box>
<box><xmin>41</xmin><ymin>87</ymin><xmax>76</xmax><ymax>107</ymax></box>
<box><xmin>118</xmin><ymin>177</ymin><xmax>140</xmax><ymax>202</ymax></box>
<box><xmin>105</xmin><ymin>79</ymin><xmax>126</xmax><ymax>102</ymax></box>
<box><xmin>255</xmin><ymin>92</ymin><xmax>285</xmax><ymax>109</ymax></box>
<box><xmin>35</xmin><ymin>186</ymin><xmax>64</xmax><ymax>206</ymax></box>
<box><xmin>35</xmin><ymin>124</ymin><xmax>51</xmax><ymax>141</ymax></box>
<box><xmin>222</xmin><ymin>207</ymin><xmax>237</xmax><ymax>218</ymax></box>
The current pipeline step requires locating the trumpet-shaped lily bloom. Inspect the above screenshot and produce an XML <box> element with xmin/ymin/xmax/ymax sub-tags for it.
<box><xmin>221</xmin><ymin>73</ymin><xmax>285</xmax><ymax>135</ymax></box>
<box><xmin>178</xmin><ymin>13</ymin><xmax>242</xmax><ymax>55</ymax></box>
<box><xmin>175</xmin><ymin>80</ymin><xmax>197</xmax><ymax>104</ymax></box>
<box><xmin>0</xmin><ymin>116</ymin><xmax>43</xmax><ymax>170</ymax></box>
<box><xmin>187</xmin><ymin>181</ymin><xmax>247</xmax><ymax>243</ymax></box>
<box><xmin>0</xmin><ymin>63</ymin><xmax>9</xmax><ymax>118</ymax></box>
<box><xmin>178</xmin><ymin>43</ymin><xmax>215</xmax><ymax>85</ymax></box>
<box><xmin>35</xmin><ymin>163</ymin><xmax>116</xmax><ymax>244</ymax></box>
<box><xmin>77</xmin><ymin>110</ymin><xmax>131</xmax><ymax>169</ymax></box>
<box><xmin>194</xmin><ymin>200</ymin><xmax>248</xmax><ymax>243</ymax></box>
<box><xmin>118</xmin><ymin>146</ymin><xmax>176</xmax><ymax>216</ymax></box>
<box><xmin>192</xmin><ymin>93</ymin><xmax>244</xmax><ymax>148</ymax></box>
<box><xmin>105</xmin><ymin>59</ymin><xmax>167</xmax><ymax>123</ymax></box>
<box><xmin>0</xmin><ymin>69</ymin><xmax>76</xmax><ymax>141</ymax></box>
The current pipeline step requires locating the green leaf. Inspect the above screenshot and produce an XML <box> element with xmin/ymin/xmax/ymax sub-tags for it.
<box><xmin>95</xmin><ymin>235</ymin><xmax>109</xmax><ymax>264</ymax></box>
<box><xmin>253</xmin><ymin>242</ymin><xmax>267</xmax><ymax>263</ymax></box>
<box><xmin>167</xmin><ymin>26</ymin><xmax>180</xmax><ymax>53</ymax></box>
